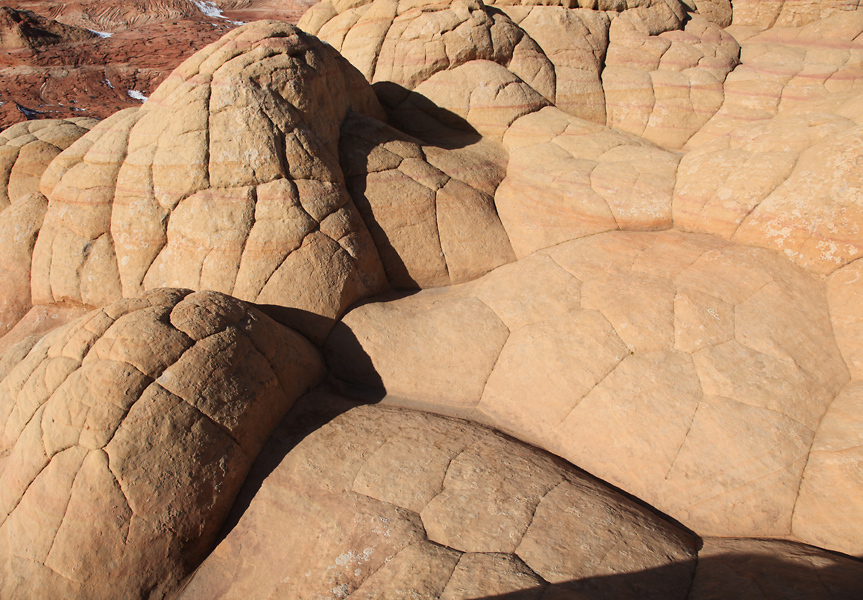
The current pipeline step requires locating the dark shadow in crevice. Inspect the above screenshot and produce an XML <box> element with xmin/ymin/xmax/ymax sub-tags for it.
<box><xmin>373</xmin><ymin>81</ymin><xmax>484</xmax><ymax>150</ymax></box>
<box><xmin>465</xmin><ymin>547</ymin><xmax>863</xmax><ymax>600</ymax></box>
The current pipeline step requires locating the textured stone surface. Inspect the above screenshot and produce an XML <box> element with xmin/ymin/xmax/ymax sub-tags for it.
<box><xmin>0</xmin><ymin>289</ymin><xmax>324</xmax><ymax>600</ymax></box>
<box><xmin>30</xmin><ymin>22</ymin><xmax>388</xmax><ymax>343</ymax></box>
<box><xmin>2</xmin><ymin>0</ymin><xmax>863</xmax><ymax>595</ymax></box>
<box><xmin>177</xmin><ymin>394</ymin><xmax>698</xmax><ymax>600</ymax></box>
<box><xmin>0</xmin><ymin>118</ymin><xmax>97</xmax><ymax>337</ymax></box>
<box><xmin>327</xmin><ymin>230</ymin><xmax>851</xmax><ymax>540</ymax></box>
<box><xmin>497</xmin><ymin>106</ymin><xmax>680</xmax><ymax>258</ymax></box>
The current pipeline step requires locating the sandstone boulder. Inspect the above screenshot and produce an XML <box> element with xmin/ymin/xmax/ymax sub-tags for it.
<box><xmin>689</xmin><ymin>12</ymin><xmax>863</xmax><ymax>147</ymax></box>
<box><xmin>30</xmin><ymin>22</ymin><xmax>389</xmax><ymax>343</ymax></box>
<box><xmin>0</xmin><ymin>118</ymin><xmax>97</xmax><ymax>338</ymax></box>
<box><xmin>326</xmin><ymin>230</ymin><xmax>851</xmax><ymax>542</ymax></box>
<box><xmin>0</xmin><ymin>288</ymin><xmax>324</xmax><ymax>599</ymax></box>
<box><xmin>341</xmin><ymin>111</ymin><xmax>515</xmax><ymax>287</ymax></box>
<box><xmin>177</xmin><ymin>393</ymin><xmax>698</xmax><ymax>600</ymax></box>
<box><xmin>496</xmin><ymin>107</ymin><xmax>680</xmax><ymax>258</ymax></box>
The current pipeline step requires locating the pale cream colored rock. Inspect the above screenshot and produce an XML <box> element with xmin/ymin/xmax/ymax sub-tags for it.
<box><xmin>177</xmin><ymin>398</ymin><xmax>697</xmax><ymax>600</ymax></box>
<box><xmin>676</xmin><ymin>111</ymin><xmax>863</xmax><ymax>275</ymax></box>
<box><xmin>793</xmin><ymin>380</ymin><xmax>863</xmax><ymax>556</ymax></box>
<box><xmin>603</xmin><ymin>13</ymin><xmax>739</xmax><ymax>149</ymax></box>
<box><xmin>327</xmin><ymin>231</ymin><xmax>850</xmax><ymax>539</ymax></box>
<box><xmin>327</xmin><ymin>287</ymin><xmax>509</xmax><ymax>412</ymax></box>
<box><xmin>405</xmin><ymin>59</ymin><xmax>549</xmax><ymax>141</ymax></box>
<box><xmin>731</xmin><ymin>0</ymin><xmax>861</xmax><ymax>30</ymax></box>
<box><xmin>30</xmin><ymin>22</ymin><xmax>388</xmax><ymax>343</ymax></box>
<box><xmin>827</xmin><ymin>259</ymin><xmax>863</xmax><ymax>379</ymax></box>
<box><xmin>0</xmin><ymin>118</ymin><xmax>96</xmax><ymax>212</ymax></box>
<box><xmin>689</xmin><ymin>537</ymin><xmax>863</xmax><ymax>600</ymax></box>
<box><xmin>500</xmin><ymin>6</ymin><xmax>610</xmax><ymax>123</ymax></box>
<box><xmin>690</xmin><ymin>13</ymin><xmax>863</xmax><ymax>147</ymax></box>
<box><xmin>496</xmin><ymin>107</ymin><xmax>679</xmax><ymax>258</ymax></box>
<box><xmin>309</xmin><ymin>0</ymin><xmax>556</xmax><ymax>108</ymax></box>
<box><xmin>0</xmin><ymin>289</ymin><xmax>324</xmax><ymax>600</ymax></box>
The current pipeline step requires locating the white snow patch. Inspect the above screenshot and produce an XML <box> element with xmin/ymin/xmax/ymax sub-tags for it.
<box><xmin>127</xmin><ymin>90</ymin><xmax>148</xmax><ymax>102</ymax></box>
<box><xmin>104</xmin><ymin>79</ymin><xmax>114</xmax><ymax>90</ymax></box>
<box><xmin>189</xmin><ymin>1</ymin><xmax>245</xmax><ymax>25</ymax></box>
<box><xmin>89</xmin><ymin>30</ymin><xmax>113</xmax><ymax>38</ymax></box>
<box><xmin>190</xmin><ymin>0</ymin><xmax>225</xmax><ymax>19</ymax></box>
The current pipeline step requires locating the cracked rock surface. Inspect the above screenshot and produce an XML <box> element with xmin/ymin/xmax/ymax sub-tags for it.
<box><xmin>2</xmin><ymin>0</ymin><xmax>863</xmax><ymax>597</ymax></box>
<box><xmin>0</xmin><ymin>289</ymin><xmax>324</xmax><ymax>599</ymax></box>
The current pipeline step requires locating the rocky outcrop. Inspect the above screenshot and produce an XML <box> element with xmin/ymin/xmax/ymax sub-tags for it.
<box><xmin>178</xmin><ymin>395</ymin><xmax>699</xmax><ymax>600</ymax></box>
<box><xmin>327</xmin><ymin>230</ymin><xmax>851</xmax><ymax>541</ymax></box>
<box><xmin>0</xmin><ymin>289</ymin><xmax>324</xmax><ymax>599</ymax></box>
<box><xmin>30</xmin><ymin>22</ymin><xmax>389</xmax><ymax>343</ymax></box>
<box><xmin>1</xmin><ymin>2</ymin><xmax>863</xmax><ymax>598</ymax></box>
<box><xmin>0</xmin><ymin>6</ymin><xmax>97</xmax><ymax>49</ymax></box>
<box><xmin>0</xmin><ymin>118</ymin><xmax>96</xmax><ymax>337</ymax></box>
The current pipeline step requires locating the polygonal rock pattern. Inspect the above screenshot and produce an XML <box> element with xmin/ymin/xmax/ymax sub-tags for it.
<box><xmin>793</xmin><ymin>380</ymin><xmax>863</xmax><ymax>557</ymax></box>
<box><xmin>177</xmin><ymin>394</ymin><xmax>699</xmax><ymax>600</ymax></box>
<box><xmin>0</xmin><ymin>289</ymin><xmax>325</xmax><ymax>600</ymax></box>
<box><xmin>0</xmin><ymin>118</ymin><xmax>97</xmax><ymax>337</ymax></box>
<box><xmin>341</xmin><ymin>111</ymin><xmax>515</xmax><ymax>287</ymax></box>
<box><xmin>30</xmin><ymin>22</ymin><xmax>388</xmax><ymax>343</ymax></box>
<box><xmin>602</xmin><ymin>12</ymin><xmax>740</xmax><ymax>149</ymax></box>
<box><xmin>302</xmin><ymin>0</ymin><xmax>738</xmax><ymax>148</ymax></box>
<box><xmin>674</xmin><ymin>99</ymin><xmax>863</xmax><ymax>276</ymax></box>
<box><xmin>689</xmin><ymin>11</ymin><xmax>863</xmax><ymax>147</ymax></box>
<box><xmin>326</xmin><ymin>230</ymin><xmax>852</xmax><ymax>543</ymax></box>
<box><xmin>496</xmin><ymin>107</ymin><xmax>680</xmax><ymax>258</ymax></box>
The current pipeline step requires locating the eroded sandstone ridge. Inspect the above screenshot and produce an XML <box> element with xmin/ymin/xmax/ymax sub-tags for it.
<box><xmin>1</xmin><ymin>1</ymin><xmax>863</xmax><ymax>598</ymax></box>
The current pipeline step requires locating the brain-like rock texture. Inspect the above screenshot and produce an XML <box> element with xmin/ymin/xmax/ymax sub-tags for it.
<box><xmin>2</xmin><ymin>0</ymin><xmax>863</xmax><ymax>597</ymax></box>
<box><xmin>301</xmin><ymin>0</ymin><xmax>739</xmax><ymax>148</ymax></box>
<box><xmin>30</xmin><ymin>22</ymin><xmax>389</xmax><ymax>342</ymax></box>
<box><xmin>0</xmin><ymin>289</ymin><xmax>324</xmax><ymax>599</ymax></box>
<box><xmin>178</xmin><ymin>395</ymin><xmax>699</xmax><ymax>600</ymax></box>
<box><xmin>0</xmin><ymin>118</ymin><xmax>97</xmax><ymax>337</ymax></box>
<box><xmin>327</xmin><ymin>230</ymin><xmax>851</xmax><ymax>541</ymax></box>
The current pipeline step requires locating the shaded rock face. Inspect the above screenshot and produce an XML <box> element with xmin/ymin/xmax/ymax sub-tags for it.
<box><xmin>2</xmin><ymin>1</ymin><xmax>863</xmax><ymax>598</ymax></box>
<box><xmin>0</xmin><ymin>288</ymin><xmax>325</xmax><ymax>599</ymax></box>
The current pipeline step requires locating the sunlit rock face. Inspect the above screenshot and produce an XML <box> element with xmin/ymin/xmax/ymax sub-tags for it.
<box><xmin>2</xmin><ymin>1</ymin><xmax>863</xmax><ymax>597</ymax></box>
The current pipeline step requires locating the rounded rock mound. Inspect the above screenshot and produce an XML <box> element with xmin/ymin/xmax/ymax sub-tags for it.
<box><xmin>31</xmin><ymin>21</ymin><xmax>389</xmax><ymax>343</ymax></box>
<box><xmin>0</xmin><ymin>289</ymin><xmax>324</xmax><ymax>600</ymax></box>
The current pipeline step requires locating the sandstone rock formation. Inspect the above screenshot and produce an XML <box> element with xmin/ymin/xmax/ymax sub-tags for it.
<box><xmin>178</xmin><ymin>396</ymin><xmax>698</xmax><ymax>600</ymax></box>
<box><xmin>0</xmin><ymin>1</ymin><xmax>862</xmax><ymax>598</ymax></box>
<box><xmin>0</xmin><ymin>118</ymin><xmax>97</xmax><ymax>337</ymax></box>
<box><xmin>0</xmin><ymin>289</ymin><xmax>324</xmax><ymax>599</ymax></box>
<box><xmin>30</xmin><ymin>22</ymin><xmax>389</xmax><ymax>342</ymax></box>
<box><xmin>0</xmin><ymin>6</ymin><xmax>97</xmax><ymax>49</ymax></box>
<box><xmin>326</xmin><ymin>229</ymin><xmax>850</xmax><ymax>540</ymax></box>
